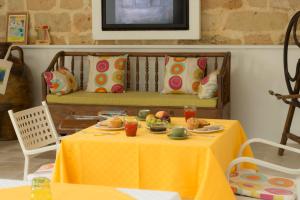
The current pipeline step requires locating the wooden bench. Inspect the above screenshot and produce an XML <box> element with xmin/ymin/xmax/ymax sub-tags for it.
<box><xmin>42</xmin><ymin>51</ymin><xmax>231</xmax><ymax>130</ymax></box>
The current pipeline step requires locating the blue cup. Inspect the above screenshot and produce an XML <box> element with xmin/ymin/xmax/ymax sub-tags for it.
<box><xmin>171</xmin><ymin>127</ymin><xmax>187</xmax><ymax>137</ymax></box>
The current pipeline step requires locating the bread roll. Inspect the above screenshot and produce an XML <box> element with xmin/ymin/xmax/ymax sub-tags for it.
<box><xmin>187</xmin><ymin>118</ymin><xmax>200</xmax><ymax>130</ymax></box>
<box><xmin>199</xmin><ymin>119</ymin><xmax>210</xmax><ymax>128</ymax></box>
<box><xmin>109</xmin><ymin>117</ymin><xmax>123</xmax><ymax>128</ymax></box>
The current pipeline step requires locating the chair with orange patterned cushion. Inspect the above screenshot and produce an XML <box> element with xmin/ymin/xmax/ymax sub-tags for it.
<box><xmin>227</xmin><ymin>138</ymin><xmax>300</xmax><ymax>200</ymax></box>
<box><xmin>8</xmin><ymin>101</ymin><xmax>59</xmax><ymax>181</ymax></box>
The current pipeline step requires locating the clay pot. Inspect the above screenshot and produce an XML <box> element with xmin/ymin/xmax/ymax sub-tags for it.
<box><xmin>0</xmin><ymin>43</ymin><xmax>32</xmax><ymax>140</ymax></box>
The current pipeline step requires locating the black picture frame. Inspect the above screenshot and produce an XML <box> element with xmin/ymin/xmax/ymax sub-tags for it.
<box><xmin>101</xmin><ymin>0</ymin><xmax>189</xmax><ymax>31</ymax></box>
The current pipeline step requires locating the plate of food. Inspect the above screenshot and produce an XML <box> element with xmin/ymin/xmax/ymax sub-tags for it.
<box><xmin>148</xmin><ymin>124</ymin><xmax>170</xmax><ymax>134</ymax></box>
<box><xmin>188</xmin><ymin>125</ymin><xmax>224</xmax><ymax>133</ymax></box>
<box><xmin>95</xmin><ymin>117</ymin><xmax>124</xmax><ymax>131</ymax></box>
<box><xmin>145</xmin><ymin>119</ymin><xmax>169</xmax><ymax>134</ymax></box>
<box><xmin>186</xmin><ymin>118</ymin><xmax>223</xmax><ymax>133</ymax></box>
<box><xmin>146</xmin><ymin>113</ymin><xmax>170</xmax><ymax>127</ymax></box>
<box><xmin>186</xmin><ymin>118</ymin><xmax>210</xmax><ymax>130</ymax></box>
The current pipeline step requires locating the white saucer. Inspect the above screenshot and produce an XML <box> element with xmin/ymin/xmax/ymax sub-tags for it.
<box><xmin>94</xmin><ymin>124</ymin><xmax>125</xmax><ymax>131</ymax></box>
<box><xmin>188</xmin><ymin>125</ymin><xmax>224</xmax><ymax>134</ymax></box>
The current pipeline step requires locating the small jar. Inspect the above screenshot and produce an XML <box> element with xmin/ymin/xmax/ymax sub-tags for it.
<box><xmin>124</xmin><ymin>117</ymin><xmax>138</xmax><ymax>137</ymax></box>
<box><xmin>30</xmin><ymin>177</ymin><xmax>52</xmax><ymax>200</ymax></box>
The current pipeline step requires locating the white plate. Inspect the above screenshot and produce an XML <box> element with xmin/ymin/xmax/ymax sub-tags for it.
<box><xmin>149</xmin><ymin>130</ymin><xmax>170</xmax><ymax>134</ymax></box>
<box><xmin>145</xmin><ymin>125</ymin><xmax>170</xmax><ymax>134</ymax></box>
<box><xmin>188</xmin><ymin>125</ymin><xmax>224</xmax><ymax>133</ymax></box>
<box><xmin>94</xmin><ymin>124</ymin><xmax>124</xmax><ymax>131</ymax></box>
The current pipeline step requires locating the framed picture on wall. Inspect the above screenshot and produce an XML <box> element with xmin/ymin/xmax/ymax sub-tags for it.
<box><xmin>92</xmin><ymin>0</ymin><xmax>200</xmax><ymax>40</ymax></box>
<box><xmin>6</xmin><ymin>12</ymin><xmax>29</xmax><ymax>44</ymax></box>
<box><xmin>102</xmin><ymin>0</ymin><xmax>189</xmax><ymax>30</ymax></box>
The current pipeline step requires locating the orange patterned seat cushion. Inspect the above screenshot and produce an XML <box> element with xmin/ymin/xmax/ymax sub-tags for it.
<box><xmin>36</xmin><ymin>163</ymin><xmax>54</xmax><ymax>172</ymax></box>
<box><xmin>27</xmin><ymin>163</ymin><xmax>54</xmax><ymax>182</ymax></box>
<box><xmin>230</xmin><ymin>170</ymin><xmax>296</xmax><ymax>200</ymax></box>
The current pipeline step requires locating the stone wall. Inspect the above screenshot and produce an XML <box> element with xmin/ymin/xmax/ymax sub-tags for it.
<box><xmin>0</xmin><ymin>0</ymin><xmax>298</xmax><ymax>45</ymax></box>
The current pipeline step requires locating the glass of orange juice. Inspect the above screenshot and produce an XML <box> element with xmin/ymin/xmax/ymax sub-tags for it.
<box><xmin>184</xmin><ymin>105</ymin><xmax>197</xmax><ymax>121</ymax></box>
<box><xmin>125</xmin><ymin>117</ymin><xmax>138</xmax><ymax>137</ymax></box>
<box><xmin>30</xmin><ymin>177</ymin><xmax>52</xmax><ymax>200</ymax></box>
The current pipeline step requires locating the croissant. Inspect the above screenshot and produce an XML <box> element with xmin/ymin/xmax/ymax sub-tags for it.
<box><xmin>187</xmin><ymin>118</ymin><xmax>200</xmax><ymax>130</ymax></box>
<box><xmin>198</xmin><ymin>119</ymin><xmax>210</xmax><ymax>128</ymax></box>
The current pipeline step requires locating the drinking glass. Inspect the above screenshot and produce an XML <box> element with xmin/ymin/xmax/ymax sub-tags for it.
<box><xmin>30</xmin><ymin>177</ymin><xmax>52</xmax><ymax>200</ymax></box>
<box><xmin>184</xmin><ymin>105</ymin><xmax>197</xmax><ymax>121</ymax></box>
<box><xmin>125</xmin><ymin>117</ymin><xmax>138</xmax><ymax>137</ymax></box>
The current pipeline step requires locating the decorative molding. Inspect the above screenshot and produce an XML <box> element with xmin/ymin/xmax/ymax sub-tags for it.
<box><xmin>19</xmin><ymin>45</ymin><xmax>295</xmax><ymax>50</ymax></box>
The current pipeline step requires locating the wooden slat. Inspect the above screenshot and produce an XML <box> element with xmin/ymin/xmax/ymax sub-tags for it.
<box><xmin>59</xmin><ymin>55</ymin><xmax>65</xmax><ymax>67</ymax></box>
<box><xmin>136</xmin><ymin>57</ymin><xmax>139</xmax><ymax>91</ymax></box>
<box><xmin>287</xmin><ymin>133</ymin><xmax>300</xmax><ymax>142</ymax></box>
<box><xmin>41</xmin><ymin>74</ymin><xmax>47</xmax><ymax>100</ymax></box>
<box><xmin>80</xmin><ymin>56</ymin><xmax>84</xmax><ymax>90</ymax></box>
<box><xmin>215</xmin><ymin>57</ymin><xmax>218</xmax><ymax>70</ymax></box>
<box><xmin>127</xmin><ymin>57</ymin><xmax>131</xmax><ymax>89</ymax></box>
<box><xmin>71</xmin><ymin>56</ymin><xmax>75</xmax><ymax>75</ymax></box>
<box><xmin>155</xmin><ymin>57</ymin><xmax>159</xmax><ymax>92</ymax></box>
<box><xmin>145</xmin><ymin>57</ymin><xmax>149</xmax><ymax>91</ymax></box>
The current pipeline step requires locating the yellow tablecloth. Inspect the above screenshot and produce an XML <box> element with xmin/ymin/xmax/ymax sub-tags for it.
<box><xmin>0</xmin><ymin>183</ymin><xmax>134</xmax><ymax>200</ymax></box>
<box><xmin>53</xmin><ymin>118</ymin><xmax>253</xmax><ymax>200</ymax></box>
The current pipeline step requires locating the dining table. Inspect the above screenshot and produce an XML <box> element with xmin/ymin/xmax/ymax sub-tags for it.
<box><xmin>0</xmin><ymin>183</ymin><xmax>135</xmax><ymax>200</ymax></box>
<box><xmin>0</xmin><ymin>179</ymin><xmax>180</xmax><ymax>200</ymax></box>
<box><xmin>52</xmin><ymin>118</ymin><xmax>253</xmax><ymax>200</ymax></box>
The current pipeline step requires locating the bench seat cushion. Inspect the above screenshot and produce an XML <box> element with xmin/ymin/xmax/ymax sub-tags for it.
<box><xmin>46</xmin><ymin>91</ymin><xmax>217</xmax><ymax>108</ymax></box>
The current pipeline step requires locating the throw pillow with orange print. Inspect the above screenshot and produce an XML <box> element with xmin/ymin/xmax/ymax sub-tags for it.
<box><xmin>162</xmin><ymin>56</ymin><xmax>207</xmax><ymax>94</ymax></box>
<box><xmin>86</xmin><ymin>55</ymin><xmax>128</xmax><ymax>93</ymax></box>
<box><xmin>44</xmin><ymin>67</ymin><xmax>78</xmax><ymax>96</ymax></box>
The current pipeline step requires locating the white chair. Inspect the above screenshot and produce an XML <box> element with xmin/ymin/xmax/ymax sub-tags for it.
<box><xmin>8</xmin><ymin>101</ymin><xmax>59</xmax><ymax>181</ymax></box>
<box><xmin>227</xmin><ymin>138</ymin><xmax>300</xmax><ymax>200</ymax></box>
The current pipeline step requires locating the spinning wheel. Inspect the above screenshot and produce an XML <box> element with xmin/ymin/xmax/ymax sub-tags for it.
<box><xmin>269</xmin><ymin>11</ymin><xmax>300</xmax><ymax>155</ymax></box>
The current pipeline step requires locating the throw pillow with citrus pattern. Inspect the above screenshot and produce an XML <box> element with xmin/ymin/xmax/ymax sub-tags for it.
<box><xmin>44</xmin><ymin>67</ymin><xmax>78</xmax><ymax>96</ymax></box>
<box><xmin>162</xmin><ymin>56</ymin><xmax>207</xmax><ymax>94</ymax></box>
<box><xmin>86</xmin><ymin>55</ymin><xmax>127</xmax><ymax>93</ymax></box>
<box><xmin>198</xmin><ymin>70</ymin><xmax>219</xmax><ymax>99</ymax></box>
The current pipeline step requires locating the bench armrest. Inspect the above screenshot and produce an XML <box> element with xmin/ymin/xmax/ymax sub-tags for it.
<box><xmin>217</xmin><ymin>52</ymin><xmax>231</xmax><ymax>109</ymax></box>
